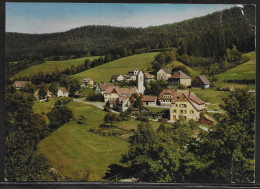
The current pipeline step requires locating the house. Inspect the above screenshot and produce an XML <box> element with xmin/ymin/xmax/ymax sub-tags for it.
<box><xmin>144</xmin><ymin>72</ymin><xmax>154</xmax><ymax>83</ymax></box>
<box><xmin>103</xmin><ymin>86</ymin><xmax>138</xmax><ymax>103</ymax></box>
<box><xmin>34</xmin><ymin>89</ymin><xmax>52</xmax><ymax>99</ymax></box>
<box><xmin>157</xmin><ymin>68</ymin><xmax>172</xmax><ymax>80</ymax></box>
<box><xmin>125</xmin><ymin>75</ymin><xmax>136</xmax><ymax>81</ymax></box>
<box><xmin>168</xmin><ymin>70</ymin><xmax>191</xmax><ymax>87</ymax></box>
<box><xmin>106</xmin><ymin>98</ymin><xmax>117</xmax><ymax>109</ymax></box>
<box><xmin>13</xmin><ymin>81</ymin><xmax>31</xmax><ymax>89</ymax></box>
<box><xmin>193</xmin><ymin>75</ymin><xmax>211</xmax><ymax>89</ymax></box>
<box><xmin>82</xmin><ymin>78</ymin><xmax>94</xmax><ymax>86</ymax></box>
<box><xmin>142</xmin><ymin>95</ymin><xmax>157</xmax><ymax>106</ymax></box>
<box><xmin>159</xmin><ymin>89</ymin><xmax>190</xmax><ymax>106</ymax></box>
<box><xmin>115</xmin><ymin>96</ymin><xmax>131</xmax><ymax>112</ymax></box>
<box><xmin>96</xmin><ymin>83</ymin><xmax>114</xmax><ymax>94</ymax></box>
<box><xmin>111</xmin><ymin>74</ymin><xmax>124</xmax><ymax>82</ymax></box>
<box><xmin>199</xmin><ymin>114</ymin><xmax>215</xmax><ymax>126</ymax></box>
<box><xmin>57</xmin><ymin>87</ymin><xmax>69</xmax><ymax>97</ymax></box>
<box><xmin>170</xmin><ymin>93</ymin><xmax>206</xmax><ymax>122</ymax></box>
<box><xmin>128</xmin><ymin>68</ymin><xmax>139</xmax><ymax>76</ymax></box>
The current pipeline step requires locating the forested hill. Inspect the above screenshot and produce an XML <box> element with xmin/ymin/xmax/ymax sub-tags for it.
<box><xmin>6</xmin><ymin>5</ymin><xmax>255</xmax><ymax>62</ymax></box>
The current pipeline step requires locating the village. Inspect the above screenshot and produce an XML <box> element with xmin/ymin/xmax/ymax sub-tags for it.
<box><xmin>13</xmin><ymin>67</ymin><xmax>215</xmax><ymax>126</ymax></box>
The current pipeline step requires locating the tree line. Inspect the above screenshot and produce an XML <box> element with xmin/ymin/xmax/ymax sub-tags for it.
<box><xmin>6</xmin><ymin>5</ymin><xmax>255</xmax><ymax>63</ymax></box>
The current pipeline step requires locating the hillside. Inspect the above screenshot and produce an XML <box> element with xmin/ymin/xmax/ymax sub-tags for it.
<box><xmin>11</xmin><ymin>56</ymin><xmax>99</xmax><ymax>79</ymax></box>
<box><xmin>6</xmin><ymin>5</ymin><xmax>255</xmax><ymax>62</ymax></box>
<box><xmin>215</xmin><ymin>51</ymin><xmax>255</xmax><ymax>81</ymax></box>
<box><xmin>72</xmin><ymin>52</ymin><xmax>159</xmax><ymax>83</ymax></box>
<box><xmin>71</xmin><ymin>52</ymin><xmax>198</xmax><ymax>83</ymax></box>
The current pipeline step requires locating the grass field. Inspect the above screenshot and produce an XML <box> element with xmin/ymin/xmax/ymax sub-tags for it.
<box><xmin>166</xmin><ymin>60</ymin><xmax>199</xmax><ymax>77</ymax></box>
<box><xmin>12</xmin><ymin>56</ymin><xmax>100</xmax><ymax>79</ymax></box>
<box><xmin>215</xmin><ymin>51</ymin><xmax>255</xmax><ymax>81</ymax></box>
<box><xmin>190</xmin><ymin>87</ymin><xmax>230</xmax><ymax>104</ymax></box>
<box><xmin>72</xmin><ymin>52</ymin><xmax>160</xmax><ymax>83</ymax></box>
<box><xmin>37</xmin><ymin>101</ymin><xmax>129</xmax><ymax>181</ymax></box>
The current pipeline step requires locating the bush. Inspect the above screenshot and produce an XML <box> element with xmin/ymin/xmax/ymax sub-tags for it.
<box><xmin>86</xmin><ymin>93</ymin><xmax>104</xmax><ymax>101</ymax></box>
<box><xmin>136</xmin><ymin>116</ymin><xmax>149</xmax><ymax>122</ymax></box>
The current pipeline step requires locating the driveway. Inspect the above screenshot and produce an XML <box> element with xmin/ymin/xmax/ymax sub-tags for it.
<box><xmin>74</xmin><ymin>98</ymin><xmax>105</xmax><ymax>110</ymax></box>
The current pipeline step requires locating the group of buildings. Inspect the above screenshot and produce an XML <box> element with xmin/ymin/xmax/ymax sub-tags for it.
<box><xmin>13</xmin><ymin>67</ymin><xmax>214</xmax><ymax>125</ymax></box>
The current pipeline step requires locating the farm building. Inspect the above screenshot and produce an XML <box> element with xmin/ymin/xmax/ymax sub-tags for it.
<box><xmin>57</xmin><ymin>87</ymin><xmax>69</xmax><ymax>97</ymax></box>
<box><xmin>142</xmin><ymin>95</ymin><xmax>157</xmax><ymax>106</ymax></box>
<box><xmin>193</xmin><ymin>75</ymin><xmax>211</xmax><ymax>89</ymax></box>
<box><xmin>96</xmin><ymin>83</ymin><xmax>114</xmax><ymax>94</ymax></box>
<box><xmin>168</xmin><ymin>70</ymin><xmax>191</xmax><ymax>87</ymax></box>
<box><xmin>111</xmin><ymin>74</ymin><xmax>124</xmax><ymax>82</ymax></box>
<box><xmin>13</xmin><ymin>81</ymin><xmax>31</xmax><ymax>89</ymax></box>
<box><xmin>82</xmin><ymin>78</ymin><xmax>94</xmax><ymax>86</ymax></box>
<box><xmin>144</xmin><ymin>72</ymin><xmax>154</xmax><ymax>83</ymax></box>
<box><xmin>157</xmin><ymin>68</ymin><xmax>172</xmax><ymax>80</ymax></box>
<box><xmin>199</xmin><ymin>114</ymin><xmax>215</xmax><ymax>126</ymax></box>
<box><xmin>170</xmin><ymin>93</ymin><xmax>206</xmax><ymax>122</ymax></box>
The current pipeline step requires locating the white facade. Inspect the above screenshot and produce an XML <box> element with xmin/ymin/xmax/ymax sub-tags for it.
<box><xmin>137</xmin><ymin>71</ymin><xmax>145</xmax><ymax>94</ymax></box>
<box><xmin>57</xmin><ymin>89</ymin><xmax>69</xmax><ymax>97</ymax></box>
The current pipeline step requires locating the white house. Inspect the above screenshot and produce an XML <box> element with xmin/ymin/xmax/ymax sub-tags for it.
<box><xmin>115</xmin><ymin>96</ymin><xmax>131</xmax><ymax>112</ymax></box>
<box><xmin>157</xmin><ymin>68</ymin><xmax>172</xmax><ymax>80</ymax></box>
<box><xmin>57</xmin><ymin>87</ymin><xmax>69</xmax><ymax>97</ymax></box>
<box><xmin>125</xmin><ymin>75</ymin><xmax>136</xmax><ymax>81</ymax></box>
<box><xmin>111</xmin><ymin>74</ymin><xmax>124</xmax><ymax>82</ymax></box>
<box><xmin>82</xmin><ymin>78</ymin><xmax>94</xmax><ymax>86</ymax></box>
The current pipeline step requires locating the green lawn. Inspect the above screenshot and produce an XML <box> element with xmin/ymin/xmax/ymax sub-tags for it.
<box><xmin>37</xmin><ymin>101</ymin><xmax>129</xmax><ymax>181</ymax></box>
<box><xmin>12</xmin><ymin>56</ymin><xmax>100</xmax><ymax>79</ymax></box>
<box><xmin>72</xmin><ymin>52</ymin><xmax>160</xmax><ymax>83</ymax></box>
<box><xmin>190</xmin><ymin>87</ymin><xmax>230</xmax><ymax>104</ymax></box>
<box><xmin>215</xmin><ymin>51</ymin><xmax>255</xmax><ymax>81</ymax></box>
<box><xmin>146</xmin><ymin>107</ymin><xmax>168</xmax><ymax>113</ymax></box>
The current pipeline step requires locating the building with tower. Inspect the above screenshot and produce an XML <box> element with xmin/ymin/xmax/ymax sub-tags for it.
<box><xmin>137</xmin><ymin>71</ymin><xmax>145</xmax><ymax>94</ymax></box>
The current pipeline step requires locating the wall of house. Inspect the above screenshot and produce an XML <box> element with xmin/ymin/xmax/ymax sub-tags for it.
<box><xmin>157</xmin><ymin>70</ymin><xmax>171</xmax><ymax>80</ymax></box>
<box><xmin>180</xmin><ymin>79</ymin><xmax>191</xmax><ymax>87</ymax></box>
<box><xmin>199</xmin><ymin>116</ymin><xmax>214</xmax><ymax>126</ymax></box>
<box><xmin>104</xmin><ymin>93</ymin><xmax>119</xmax><ymax>102</ymax></box>
<box><xmin>170</xmin><ymin>101</ymin><xmax>200</xmax><ymax>122</ymax></box>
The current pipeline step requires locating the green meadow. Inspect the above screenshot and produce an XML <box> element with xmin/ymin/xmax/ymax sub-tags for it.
<box><xmin>72</xmin><ymin>52</ymin><xmax>160</xmax><ymax>83</ymax></box>
<box><xmin>215</xmin><ymin>51</ymin><xmax>255</xmax><ymax>81</ymax></box>
<box><xmin>12</xmin><ymin>56</ymin><xmax>100</xmax><ymax>79</ymax></box>
<box><xmin>37</xmin><ymin>101</ymin><xmax>129</xmax><ymax>181</ymax></box>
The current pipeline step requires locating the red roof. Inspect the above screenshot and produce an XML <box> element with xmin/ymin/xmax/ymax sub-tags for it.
<box><xmin>144</xmin><ymin>72</ymin><xmax>153</xmax><ymax>79</ymax></box>
<box><xmin>159</xmin><ymin>89</ymin><xmax>176</xmax><ymax>99</ymax></box>
<box><xmin>13</xmin><ymin>81</ymin><xmax>31</xmax><ymax>88</ymax></box>
<box><xmin>170</xmin><ymin>70</ymin><xmax>191</xmax><ymax>79</ymax></box>
<box><xmin>174</xmin><ymin>94</ymin><xmax>204</xmax><ymax>111</ymax></box>
<box><xmin>188</xmin><ymin>92</ymin><xmax>205</xmax><ymax>105</ymax></box>
<box><xmin>142</xmin><ymin>95</ymin><xmax>157</xmax><ymax>102</ymax></box>
<box><xmin>118</xmin><ymin>96</ymin><xmax>130</xmax><ymax>104</ymax></box>
<box><xmin>198</xmin><ymin>75</ymin><xmax>211</xmax><ymax>85</ymax></box>
<box><xmin>98</xmin><ymin>83</ymin><xmax>114</xmax><ymax>91</ymax></box>
<box><xmin>115</xmin><ymin>87</ymin><xmax>137</xmax><ymax>96</ymax></box>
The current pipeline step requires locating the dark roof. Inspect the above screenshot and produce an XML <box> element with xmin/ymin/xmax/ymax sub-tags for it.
<box><xmin>142</xmin><ymin>95</ymin><xmax>157</xmax><ymax>102</ymax></box>
<box><xmin>198</xmin><ymin>75</ymin><xmax>211</xmax><ymax>85</ymax></box>
<box><xmin>170</xmin><ymin>70</ymin><xmax>191</xmax><ymax>79</ymax></box>
<box><xmin>82</xmin><ymin>78</ymin><xmax>92</xmax><ymax>82</ymax></box>
<box><xmin>144</xmin><ymin>72</ymin><xmax>153</xmax><ymax>79</ymax></box>
<box><xmin>58</xmin><ymin>87</ymin><xmax>68</xmax><ymax>93</ymax></box>
<box><xmin>128</xmin><ymin>68</ymin><xmax>138</xmax><ymax>72</ymax></box>
<box><xmin>98</xmin><ymin>83</ymin><xmax>114</xmax><ymax>91</ymax></box>
<box><xmin>111</xmin><ymin>74</ymin><xmax>122</xmax><ymax>79</ymax></box>
<box><xmin>161</xmin><ymin>67</ymin><xmax>172</xmax><ymax>74</ymax></box>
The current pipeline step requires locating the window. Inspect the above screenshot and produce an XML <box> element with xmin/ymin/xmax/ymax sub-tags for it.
<box><xmin>180</xmin><ymin>110</ymin><xmax>183</xmax><ymax>113</ymax></box>
<box><xmin>184</xmin><ymin>104</ymin><xmax>187</xmax><ymax>108</ymax></box>
<box><xmin>190</xmin><ymin>110</ymin><xmax>194</xmax><ymax>114</ymax></box>
<box><xmin>176</xmin><ymin>104</ymin><xmax>178</xmax><ymax>107</ymax></box>
<box><xmin>183</xmin><ymin>110</ymin><xmax>187</xmax><ymax>114</ymax></box>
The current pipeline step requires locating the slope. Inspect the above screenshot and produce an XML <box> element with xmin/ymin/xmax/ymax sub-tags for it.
<box><xmin>11</xmin><ymin>56</ymin><xmax>100</xmax><ymax>79</ymax></box>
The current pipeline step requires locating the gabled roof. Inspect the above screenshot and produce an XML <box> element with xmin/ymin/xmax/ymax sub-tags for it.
<box><xmin>13</xmin><ymin>81</ymin><xmax>31</xmax><ymax>88</ymax></box>
<box><xmin>189</xmin><ymin>92</ymin><xmax>205</xmax><ymax>105</ymax></box>
<box><xmin>111</xmin><ymin>74</ymin><xmax>123</xmax><ymax>79</ymax></box>
<box><xmin>82</xmin><ymin>78</ymin><xmax>92</xmax><ymax>82</ymax></box>
<box><xmin>58</xmin><ymin>87</ymin><xmax>68</xmax><ymax>93</ymax></box>
<box><xmin>128</xmin><ymin>68</ymin><xmax>138</xmax><ymax>72</ymax></box>
<box><xmin>142</xmin><ymin>95</ymin><xmax>157</xmax><ymax>102</ymax></box>
<box><xmin>173</xmin><ymin>94</ymin><xmax>203</xmax><ymax>111</ymax></box>
<box><xmin>34</xmin><ymin>88</ymin><xmax>52</xmax><ymax>95</ymax></box>
<box><xmin>159</xmin><ymin>89</ymin><xmax>176</xmax><ymax>99</ymax></box>
<box><xmin>115</xmin><ymin>87</ymin><xmax>137</xmax><ymax>96</ymax></box>
<box><xmin>198</xmin><ymin>75</ymin><xmax>211</xmax><ymax>85</ymax></box>
<box><xmin>170</xmin><ymin>70</ymin><xmax>191</xmax><ymax>79</ymax></box>
<box><xmin>104</xmin><ymin>86</ymin><xmax>117</xmax><ymax>94</ymax></box>
<box><xmin>175</xmin><ymin>90</ymin><xmax>190</xmax><ymax>96</ymax></box>
<box><xmin>98</xmin><ymin>83</ymin><xmax>114</xmax><ymax>91</ymax></box>
<box><xmin>160</xmin><ymin>68</ymin><xmax>172</xmax><ymax>74</ymax></box>
<box><xmin>144</xmin><ymin>72</ymin><xmax>154</xmax><ymax>79</ymax></box>
<box><xmin>117</xmin><ymin>96</ymin><xmax>130</xmax><ymax>104</ymax></box>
